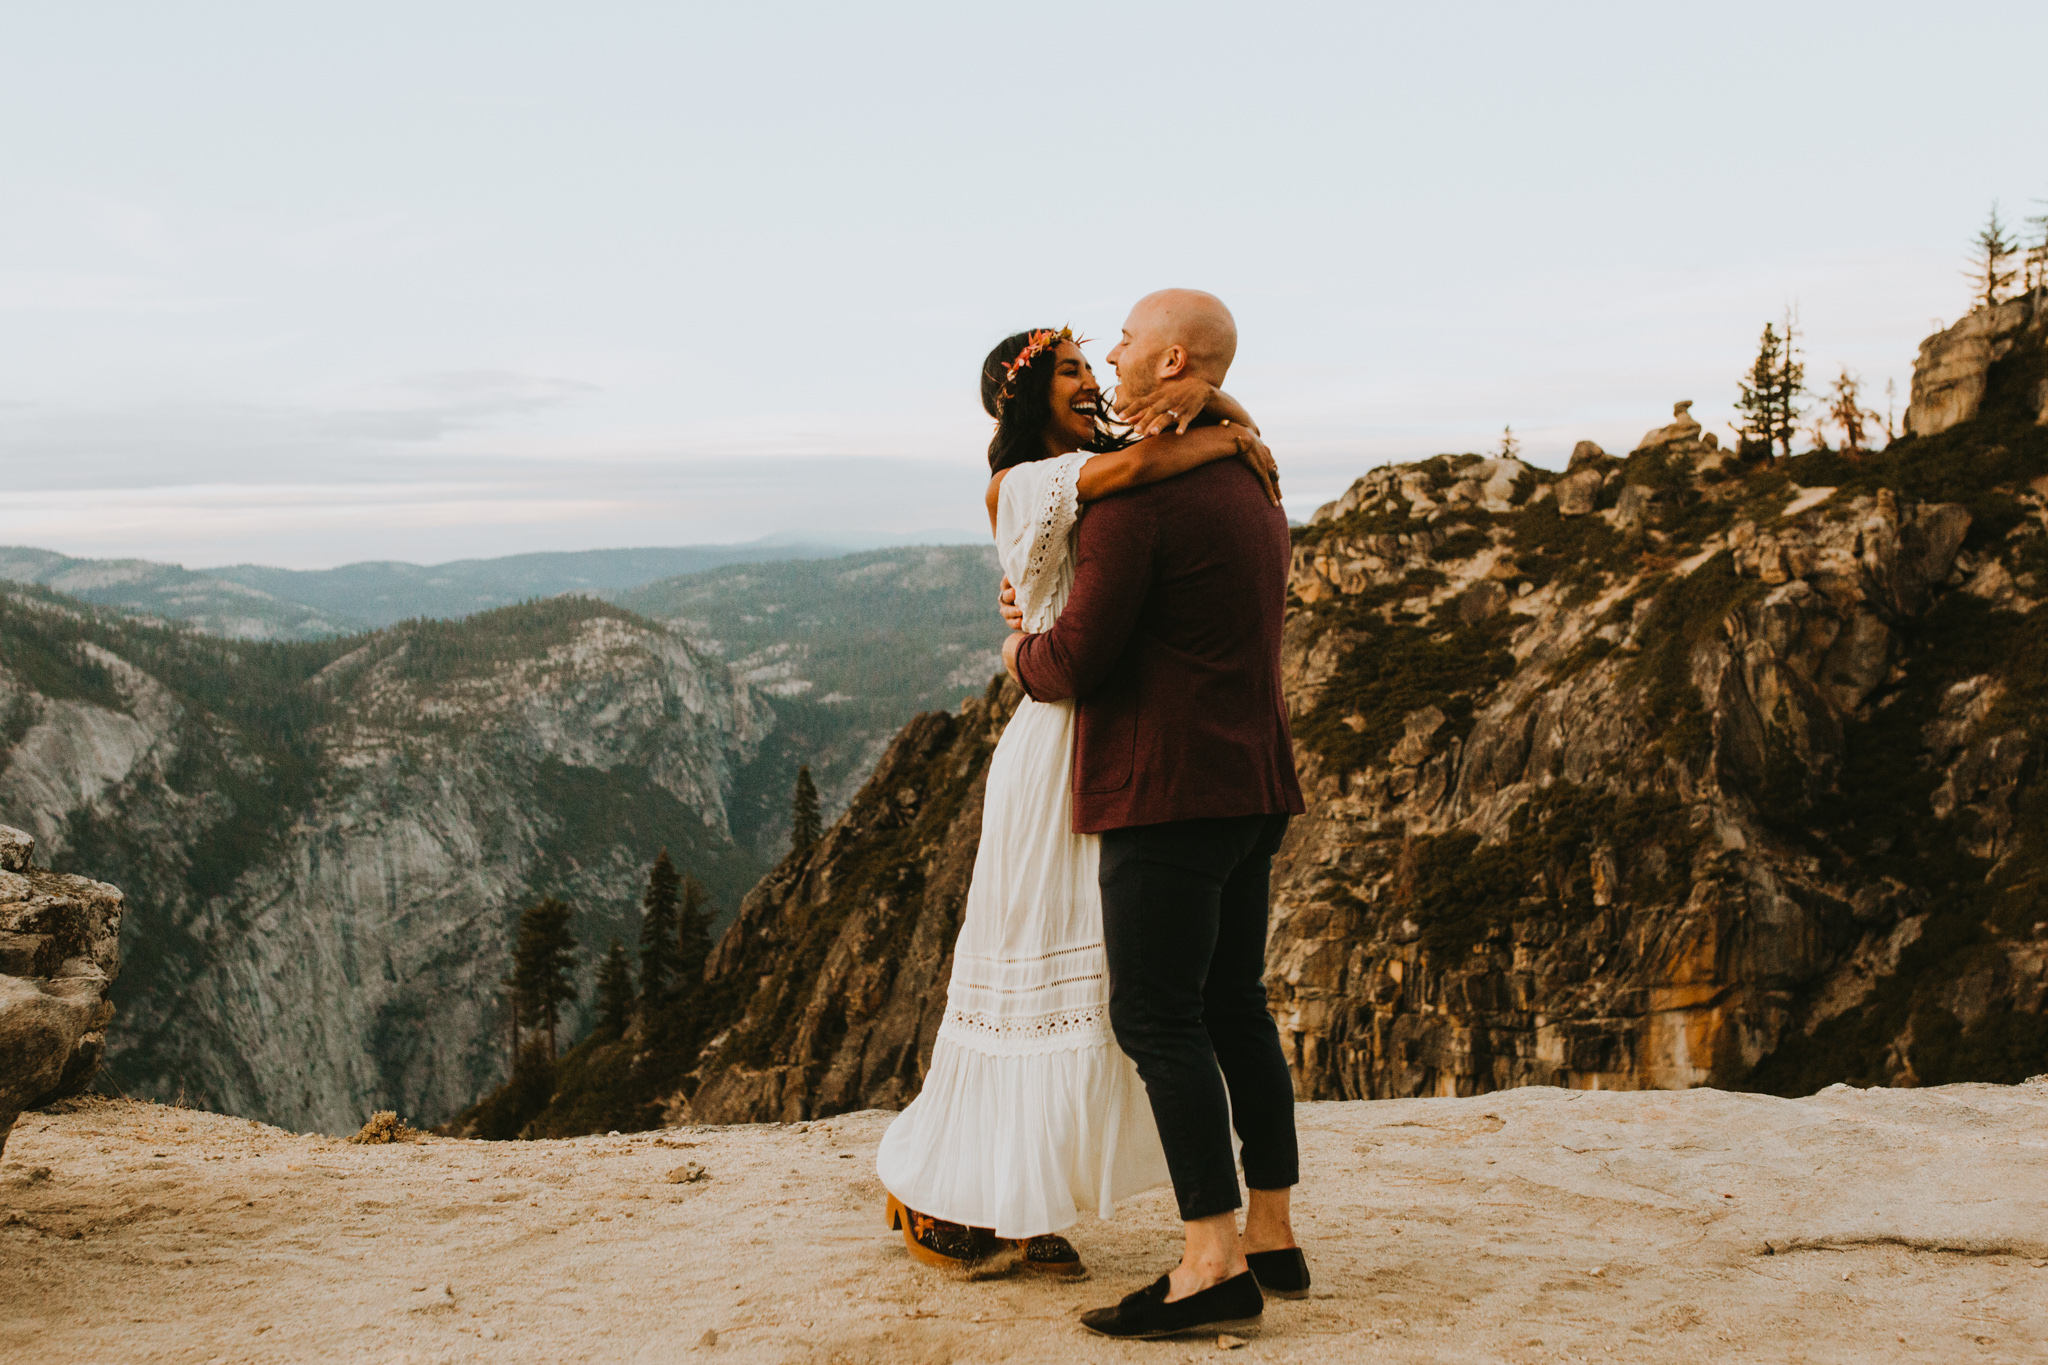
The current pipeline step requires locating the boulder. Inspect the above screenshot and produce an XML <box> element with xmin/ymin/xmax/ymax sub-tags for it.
<box><xmin>1906</xmin><ymin>287</ymin><xmax>2048</xmax><ymax>437</ymax></box>
<box><xmin>1613</xmin><ymin>482</ymin><xmax>1660</xmax><ymax>529</ymax></box>
<box><xmin>1634</xmin><ymin>400</ymin><xmax>1703</xmax><ymax>453</ymax></box>
<box><xmin>1389</xmin><ymin>706</ymin><xmax>1448</xmax><ymax>766</ymax></box>
<box><xmin>1858</xmin><ymin>491</ymin><xmax>1973</xmax><ymax>618</ymax></box>
<box><xmin>1474</xmin><ymin>458</ymin><xmax>1533</xmax><ymax>511</ymax></box>
<box><xmin>1555</xmin><ymin>466</ymin><xmax>1605</xmax><ymax>516</ymax></box>
<box><xmin>1567</xmin><ymin>440</ymin><xmax>1607</xmax><ymax>471</ymax></box>
<box><xmin>0</xmin><ymin>825</ymin><xmax>31</xmax><ymax>872</ymax></box>
<box><xmin>0</xmin><ymin>824</ymin><xmax>125</xmax><ymax>1156</ymax></box>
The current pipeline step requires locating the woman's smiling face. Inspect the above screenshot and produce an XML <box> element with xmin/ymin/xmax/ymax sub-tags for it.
<box><xmin>1042</xmin><ymin>340</ymin><xmax>1103</xmax><ymax>453</ymax></box>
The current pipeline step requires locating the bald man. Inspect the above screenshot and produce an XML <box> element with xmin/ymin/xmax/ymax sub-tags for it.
<box><xmin>1004</xmin><ymin>290</ymin><xmax>1308</xmax><ymax>1339</ymax></box>
<box><xmin>1107</xmin><ymin>288</ymin><xmax>1241</xmax><ymax>421</ymax></box>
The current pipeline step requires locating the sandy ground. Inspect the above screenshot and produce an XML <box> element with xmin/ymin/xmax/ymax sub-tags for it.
<box><xmin>3</xmin><ymin>1083</ymin><xmax>2046</xmax><ymax>1364</ymax></box>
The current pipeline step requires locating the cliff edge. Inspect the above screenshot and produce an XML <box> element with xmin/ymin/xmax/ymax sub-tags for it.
<box><xmin>0</xmin><ymin>823</ymin><xmax>123</xmax><ymax>1155</ymax></box>
<box><xmin>3</xmin><ymin>1083</ymin><xmax>2044</xmax><ymax>1362</ymax></box>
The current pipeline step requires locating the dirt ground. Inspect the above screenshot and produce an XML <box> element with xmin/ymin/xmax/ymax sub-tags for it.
<box><xmin>3</xmin><ymin>1082</ymin><xmax>2045</xmax><ymax>1364</ymax></box>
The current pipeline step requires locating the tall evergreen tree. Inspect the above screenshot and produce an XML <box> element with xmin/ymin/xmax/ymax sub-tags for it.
<box><xmin>791</xmin><ymin>765</ymin><xmax>823</xmax><ymax>853</ymax></box>
<box><xmin>596</xmin><ymin>938</ymin><xmax>635</xmax><ymax>1038</ymax></box>
<box><xmin>1776</xmin><ymin>307</ymin><xmax>1807</xmax><ymax>461</ymax></box>
<box><xmin>675</xmin><ymin>874</ymin><xmax>714</xmax><ymax>988</ymax></box>
<box><xmin>638</xmin><ymin>849</ymin><xmax>680</xmax><ymax>1002</ymax></box>
<box><xmin>1966</xmin><ymin>203</ymin><xmax>2019</xmax><ymax>309</ymax></box>
<box><xmin>1498</xmin><ymin>425</ymin><xmax>1520</xmax><ymax>460</ymax></box>
<box><xmin>509</xmin><ymin>897</ymin><xmax>578</xmax><ymax>1058</ymax></box>
<box><xmin>1733</xmin><ymin>323</ymin><xmax>1785</xmax><ymax>461</ymax></box>
<box><xmin>1733</xmin><ymin>317</ymin><xmax>1806</xmax><ymax>463</ymax></box>
<box><xmin>502</xmin><ymin>970</ymin><xmax>521</xmax><ymax>1066</ymax></box>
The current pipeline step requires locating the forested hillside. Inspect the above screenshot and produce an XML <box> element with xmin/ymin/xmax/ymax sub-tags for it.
<box><xmin>612</xmin><ymin>543</ymin><xmax>1006</xmax><ymax>862</ymax></box>
<box><xmin>0</xmin><ymin>591</ymin><xmax>768</xmax><ymax>1132</ymax></box>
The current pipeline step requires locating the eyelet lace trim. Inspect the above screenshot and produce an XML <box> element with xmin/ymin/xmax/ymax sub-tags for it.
<box><xmin>939</xmin><ymin>1003</ymin><xmax>1112</xmax><ymax>1055</ymax></box>
<box><xmin>1016</xmin><ymin>453</ymin><xmax>1086</xmax><ymax>633</ymax></box>
<box><xmin>955</xmin><ymin>942</ymin><xmax>1098</xmax><ymax>964</ymax></box>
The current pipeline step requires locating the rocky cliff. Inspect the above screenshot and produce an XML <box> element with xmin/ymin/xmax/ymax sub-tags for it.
<box><xmin>0</xmin><ymin>594</ymin><xmax>769</xmax><ymax>1132</ymax></box>
<box><xmin>615</xmin><ymin>544</ymin><xmax>1008</xmax><ymax>866</ymax></box>
<box><xmin>668</xmin><ymin>679</ymin><xmax>1016</xmax><ymax>1123</ymax></box>
<box><xmin>440</xmin><ymin>676</ymin><xmax>1017</xmax><ymax>1136</ymax></box>
<box><xmin>1270</xmin><ymin>417</ymin><xmax>2045</xmax><ymax>1099</ymax></box>
<box><xmin>644</xmin><ymin>305</ymin><xmax>2048</xmax><ymax>1122</ymax></box>
<box><xmin>1906</xmin><ymin>285</ymin><xmax>2048</xmax><ymax>437</ymax></box>
<box><xmin>0</xmin><ymin>823</ymin><xmax>124</xmax><ymax>1154</ymax></box>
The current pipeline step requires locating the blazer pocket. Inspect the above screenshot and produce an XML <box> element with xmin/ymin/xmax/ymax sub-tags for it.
<box><xmin>1076</xmin><ymin>692</ymin><xmax>1136</xmax><ymax>794</ymax></box>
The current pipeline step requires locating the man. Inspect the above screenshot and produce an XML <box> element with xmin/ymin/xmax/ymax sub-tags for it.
<box><xmin>1002</xmin><ymin>289</ymin><xmax>1309</xmax><ymax>1339</ymax></box>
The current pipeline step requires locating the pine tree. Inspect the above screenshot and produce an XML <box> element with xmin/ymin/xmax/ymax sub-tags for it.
<box><xmin>638</xmin><ymin>850</ymin><xmax>680</xmax><ymax>1003</ymax></box>
<box><xmin>502</xmin><ymin>971</ymin><xmax>521</xmax><ymax>1066</ymax></box>
<box><xmin>2025</xmin><ymin>201</ymin><xmax>2048</xmax><ymax>293</ymax></box>
<box><xmin>1733</xmin><ymin>323</ymin><xmax>1785</xmax><ymax>461</ymax></box>
<box><xmin>1966</xmin><ymin>203</ymin><xmax>2019</xmax><ymax>310</ymax></box>
<box><xmin>1498</xmin><ymin>425</ymin><xmax>1520</xmax><ymax>460</ymax></box>
<box><xmin>791</xmin><ymin>765</ymin><xmax>823</xmax><ymax>853</ymax></box>
<box><xmin>596</xmin><ymin>938</ymin><xmax>635</xmax><ymax>1038</ymax></box>
<box><xmin>1823</xmin><ymin>368</ymin><xmax>1881</xmax><ymax>454</ymax></box>
<box><xmin>675</xmin><ymin>874</ymin><xmax>714</xmax><ymax>989</ymax></box>
<box><xmin>509</xmin><ymin>897</ymin><xmax>578</xmax><ymax>1058</ymax></box>
<box><xmin>1775</xmin><ymin>307</ymin><xmax>1807</xmax><ymax>461</ymax></box>
<box><xmin>1733</xmin><ymin>314</ymin><xmax>1807</xmax><ymax>463</ymax></box>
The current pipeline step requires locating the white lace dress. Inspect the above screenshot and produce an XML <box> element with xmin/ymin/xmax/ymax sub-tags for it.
<box><xmin>875</xmin><ymin>452</ymin><xmax>1169</xmax><ymax>1239</ymax></box>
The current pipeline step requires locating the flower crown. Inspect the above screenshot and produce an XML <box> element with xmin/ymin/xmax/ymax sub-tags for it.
<box><xmin>993</xmin><ymin>326</ymin><xmax>1080</xmax><ymax>417</ymax></box>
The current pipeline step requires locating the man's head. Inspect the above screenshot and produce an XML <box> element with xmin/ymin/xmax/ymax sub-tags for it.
<box><xmin>1105</xmin><ymin>289</ymin><xmax>1237</xmax><ymax>405</ymax></box>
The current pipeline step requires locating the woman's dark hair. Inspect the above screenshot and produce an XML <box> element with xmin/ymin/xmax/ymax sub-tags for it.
<box><xmin>980</xmin><ymin>329</ymin><xmax>1131</xmax><ymax>475</ymax></box>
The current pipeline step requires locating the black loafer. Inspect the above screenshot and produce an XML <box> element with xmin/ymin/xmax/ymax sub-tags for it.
<box><xmin>1247</xmin><ymin>1247</ymin><xmax>1311</xmax><ymax>1299</ymax></box>
<box><xmin>1079</xmin><ymin>1270</ymin><xmax>1263</xmax><ymax>1339</ymax></box>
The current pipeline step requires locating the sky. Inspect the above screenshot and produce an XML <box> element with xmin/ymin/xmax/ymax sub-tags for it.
<box><xmin>3</xmin><ymin>2</ymin><xmax>2045</xmax><ymax>569</ymax></box>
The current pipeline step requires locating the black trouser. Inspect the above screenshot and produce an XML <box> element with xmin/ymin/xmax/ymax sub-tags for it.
<box><xmin>1099</xmin><ymin>812</ymin><xmax>1298</xmax><ymax>1223</ymax></box>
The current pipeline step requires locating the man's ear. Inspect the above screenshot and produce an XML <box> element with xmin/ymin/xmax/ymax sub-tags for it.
<box><xmin>1156</xmin><ymin>344</ymin><xmax>1189</xmax><ymax>381</ymax></box>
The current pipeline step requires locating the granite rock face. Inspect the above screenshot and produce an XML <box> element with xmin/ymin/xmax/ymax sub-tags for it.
<box><xmin>0</xmin><ymin>823</ymin><xmax>124</xmax><ymax>1154</ymax></box>
<box><xmin>0</xmin><ymin>597</ymin><xmax>769</xmax><ymax>1133</ymax></box>
<box><xmin>669</xmin><ymin>679</ymin><xmax>1015</xmax><ymax>1123</ymax></box>
<box><xmin>1272</xmin><ymin>436</ymin><xmax>2046</xmax><ymax>1099</ymax></box>
<box><xmin>1906</xmin><ymin>286</ymin><xmax>2048</xmax><ymax>437</ymax></box>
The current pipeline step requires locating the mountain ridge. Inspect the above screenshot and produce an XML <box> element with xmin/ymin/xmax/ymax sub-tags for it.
<box><xmin>0</xmin><ymin>534</ymin><xmax>988</xmax><ymax>641</ymax></box>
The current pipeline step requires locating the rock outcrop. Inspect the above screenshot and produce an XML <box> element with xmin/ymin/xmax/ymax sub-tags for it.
<box><xmin>1906</xmin><ymin>286</ymin><xmax>2048</xmax><ymax>436</ymax></box>
<box><xmin>1271</xmin><ymin>439</ymin><xmax>2046</xmax><ymax>1099</ymax></box>
<box><xmin>0</xmin><ymin>595</ymin><xmax>769</xmax><ymax>1132</ymax></box>
<box><xmin>668</xmin><ymin>679</ymin><xmax>1017</xmax><ymax>1123</ymax></box>
<box><xmin>0</xmin><ymin>823</ymin><xmax>123</xmax><ymax>1154</ymax></box>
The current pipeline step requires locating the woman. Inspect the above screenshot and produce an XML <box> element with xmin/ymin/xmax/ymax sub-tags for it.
<box><xmin>876</xmin><ymin>327</ymin><xmax>1275</xmax><ymax>1277</ymax></box>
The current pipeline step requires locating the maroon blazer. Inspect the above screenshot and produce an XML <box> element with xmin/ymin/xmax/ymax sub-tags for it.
<box><xmin>1013</xmin><ymin>459</ymin><xmax>1305</xmax><ymax>833</ymax></box>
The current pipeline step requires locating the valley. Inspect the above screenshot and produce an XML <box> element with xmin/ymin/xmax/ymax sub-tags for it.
<box><xmin>0</xmin><ymin>542</ymin><xmax>1007</xmax><ymax>1132</ymax></box>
